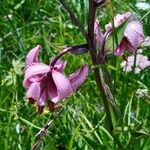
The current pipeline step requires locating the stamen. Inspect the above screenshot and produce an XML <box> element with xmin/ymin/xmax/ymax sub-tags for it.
<box><xmin>38</xmin><ymin>106</ymin><xmax>44</xmax><ymax>113</ymax></box>
<box><xmin>29</xmin><ymin>97</ymin><xmax>35</xmax><ymax>104</ymax></box>
<box><xmin>49</xmin><ymin>101</ymin><xmax>55</xmax><ymax>112</ymax></box>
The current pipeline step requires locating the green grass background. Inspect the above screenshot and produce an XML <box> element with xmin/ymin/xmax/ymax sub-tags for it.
<box><xmin>0</xmin><ymin>0</ymin><xmax>150</xmax><ymax>149</ymax></box>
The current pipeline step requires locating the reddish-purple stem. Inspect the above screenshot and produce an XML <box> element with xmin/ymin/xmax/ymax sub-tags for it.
<box><xmin>88</xmin><ymin>0</ymin><xmax>113</xmax><ymax>132</ymax></box>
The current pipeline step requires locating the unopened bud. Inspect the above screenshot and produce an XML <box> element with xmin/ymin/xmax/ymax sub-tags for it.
<box><xmin>70</xmin><ymin>44</ymin><xmax>88</xmax><ymax>55</ymax></box>
<box><xmin>94</xmin><ymin>0</ymin><xmax>108</xmax><ymax>7</ymax></box>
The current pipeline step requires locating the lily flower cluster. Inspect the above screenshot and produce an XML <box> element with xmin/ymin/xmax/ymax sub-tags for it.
<box><xmin>94</xmin><ymin>12</ymin><xmax>144</xmax><ymax>56</ymax></box>
<box><xmin>23</xmin><ymin>45</ymin><xmax>89</xmax><ymax>113</ymax></box>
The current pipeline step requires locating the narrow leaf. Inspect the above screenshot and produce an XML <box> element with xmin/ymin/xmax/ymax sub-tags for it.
<box><xmin>68</xmin><ymin>123</ymin><xmax>81</xmax><ymax>150</ymax></box>
<box><xmin>20</xmin><ymin>117</ymin><xmax>41</xmax><ymax>129</ymax></box>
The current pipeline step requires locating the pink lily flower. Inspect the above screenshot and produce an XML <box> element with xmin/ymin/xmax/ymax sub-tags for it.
<box><xmin>95</xmin><ymin>12</ymin><xmax>144</xmax><ymax>56</ymax></box>
<box><xmin>23</xmin><ymin>45</ymin><xmax>89</xmax><ymax>113</ymax></box>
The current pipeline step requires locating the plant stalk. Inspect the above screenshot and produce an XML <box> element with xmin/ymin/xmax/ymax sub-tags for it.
<box><xmin>88</xmin><ymin>0</ymin><xmax>113</xmax><ymax>132</ymax></box>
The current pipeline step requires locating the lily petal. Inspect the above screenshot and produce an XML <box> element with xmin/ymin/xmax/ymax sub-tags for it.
<box><xmin>26</xmin><ymin>45</ymin><xmax>41</xmax><ymax>66</ymax></box>
<box><xmin>23</xmin><ymin>63</ymin><xmax>50</xmax><ymax>88</ymax></box>
<box><xmin>38</xmin><ymin>89</ymin><xmax>47</xmax><ymax>106</ymax></box>
<box><xmin>105</xmin><ymin>12</ymin><xmax>132</xmax><ymax>30</ymax></box>
<box><xmin>124</xmin><ymin>21</ymin><xmax>144</xmax><ymax>49</ymax></box>
<box><xmin>114</xmin><ymin>39</ymin><xmax>127</xmax><ymax>56</ymax></box>
<box><xmin>68</xmin><ymin>65</ymin><xmax>89</xmax><ymax>91</ymax></box>
<box><xmin>54</xmin><ymin>59</ymin><xmax>67</xmax><ymax>72</ymax></box>
<box><xmin>27</xmin><ymin>82</ymin><xmax>40</xmax><ymax>102</ymax></box>
<box><xmin>36</xmin><ymin>79</ymin><xmax>48</xmax><ymax>113</ymax></box>
<box><xmin>47</xmin><ymin>74</ymin><xmax>58</xmax><ymax>102</ymax></box>
<box><xmin>51</xmin><ymin>70</ymin><xmax>73</xmax><ymax>103</ymax></box>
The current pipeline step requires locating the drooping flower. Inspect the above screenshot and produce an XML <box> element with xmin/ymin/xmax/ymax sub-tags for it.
<box><xmin>120</xmin><ymin>54</ymin><xmax>150</xmax><ymax>74</ymax></box>
<box><xmin>23</xmin><ymin>45</ymin><xmax>89</xmax><ymax>113</ymax></box>
<box><xmin>95</xmin><ymin>12</ymin><xmax>144</xmax><ymax>56</ymax></box>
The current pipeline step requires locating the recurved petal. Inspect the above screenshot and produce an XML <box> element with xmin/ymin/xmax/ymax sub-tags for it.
<box><xmin>51</xmin><ymin>70</ymin><xmax>73</xmax><ymax>103</ymax></box>
<box><xmin>36</xmin><ymin>82</ymin><xmax>48</xmax><ymax>113</ymax></box>
<box><xmin>36</xmin><ymin>83</ymin><xmax>48</xmax><ymax>113</ymax></box>
<box><xmin>47</xmin><ymin>74</ymin><xmax>58</xmax><ymax>102</ymax></box>
<box><xmin>105</xmin><ymin>12</ymin><xmax>132</xmax><ymax>30</ymax></box>
<box><xmin>54</xmin><ymin>59</ymin><xmax>67</xmax><ymax>72</ymax></box>
<box><xmin>26</xmin><ymin>45</ymin><xmax>41</xmax><ymax>66</ymax></box>
<box><xmin>68</xmin><ymin>65</ymin><xmax>89</xmax><ymax>91</ymax></box>
<box><xmin>23</xmin><ymin>63</ymin><xmax>50</xmax><ymax>88</ymax></box>
<box><xmin>114</xmin><ymin>12</ymin><xmax>131</xmax><ymax>27</ymax></box>
<box><xmin>37</xmin><ymin>89</ymin><xmax>47</xmax><ymax>106</ymax></box>
<box><xmin>124</xmin><ymin>21</ymin><xmax>144</xmax><ymax>49</ymax></box>
<box><xmin>23</xmin><ymin>79</ymin><xmax>32</xmax><ymax>89</ymax></box>
<box><xmin>27</xmin><ymin>82</ymin><xmax>40</xmax><ymax>102</ymax></box>
<box><xmin>114</xmin><ymin>39</ymin><xmax>127</xmax><ymax>56</ymax></box>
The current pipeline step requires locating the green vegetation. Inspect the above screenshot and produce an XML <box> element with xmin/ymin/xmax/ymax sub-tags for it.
<box><xmin>0</xmin><ymin>0</ymin><xmax>150</xmax><ymax>149</ymax></box>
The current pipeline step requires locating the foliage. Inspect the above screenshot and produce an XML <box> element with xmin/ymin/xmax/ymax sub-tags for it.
<box><xmin>0</xmin><ymin>0</ymin><xmax>150</xmax><ymax>149</ymax></box>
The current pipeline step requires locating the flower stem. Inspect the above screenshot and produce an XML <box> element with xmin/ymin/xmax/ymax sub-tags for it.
<box><xmin>31</xmin><ymin>100</ymin><xmax>70</xmax><ymax>150</ymax></box>
<box><xmin>88</xmin><ymin>0</ymin><xmax>113</xmax><ymax>132</ymax></box>
<box><xmin>50</xmin><ymin>44</ymin><xmax>88</xmax><ymax>66</ymax></box>
<box><xmin>97</xmin><ymin>29</ymin><xmax>112</xmax><ymax>62</ymax></box>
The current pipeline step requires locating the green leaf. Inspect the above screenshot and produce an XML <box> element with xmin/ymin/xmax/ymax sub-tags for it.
<box><xmin>68</xmin><ymin>122</ymin><xmax>81</xmax><ymax>150</ymax></box>
<box><xmin>12</xmin><ymin>59</ymin><xmax>24</xmax><ymax>75</ymax></box>
<box><xmin>14</xmin><ymin>0</ymin><xmax>25</xmax><ymax>10</ymax></box>
<box><xmin>80</xmin><ymin>112</ymin><xmax>103</xmax><ymax>144</ymax></box>
<box><xmin>80</xmin><ymin>134</ymin><xmax>107</xmax><ymax>150</ymax></box>
<box><xmin>99</xmin><ymin>126</ymin><xmax>113</xmax><ymax>141</ymax></box>
<box><xmin>0</xmin><ymin>108</ymin><xmax>7</xmax><ymax>112</ymax></box>
<box><xmin>20</xmin><ymin>117</ymin><xmax>41</xmax><ymax>130</ymax></box>
<box><xmin>133</xmin><ymin>130</ymin><xmax>150</xmax><ymax>138</ymax></box>
<box><xmin>1</xmin><ymin>73</ymin><xmax>13</xmax><ymax>86</ymax></box>
<box><xmin>109</xmin><ymin>103</ymin><xmax>117</xmax><ymax>128</ymax></box>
